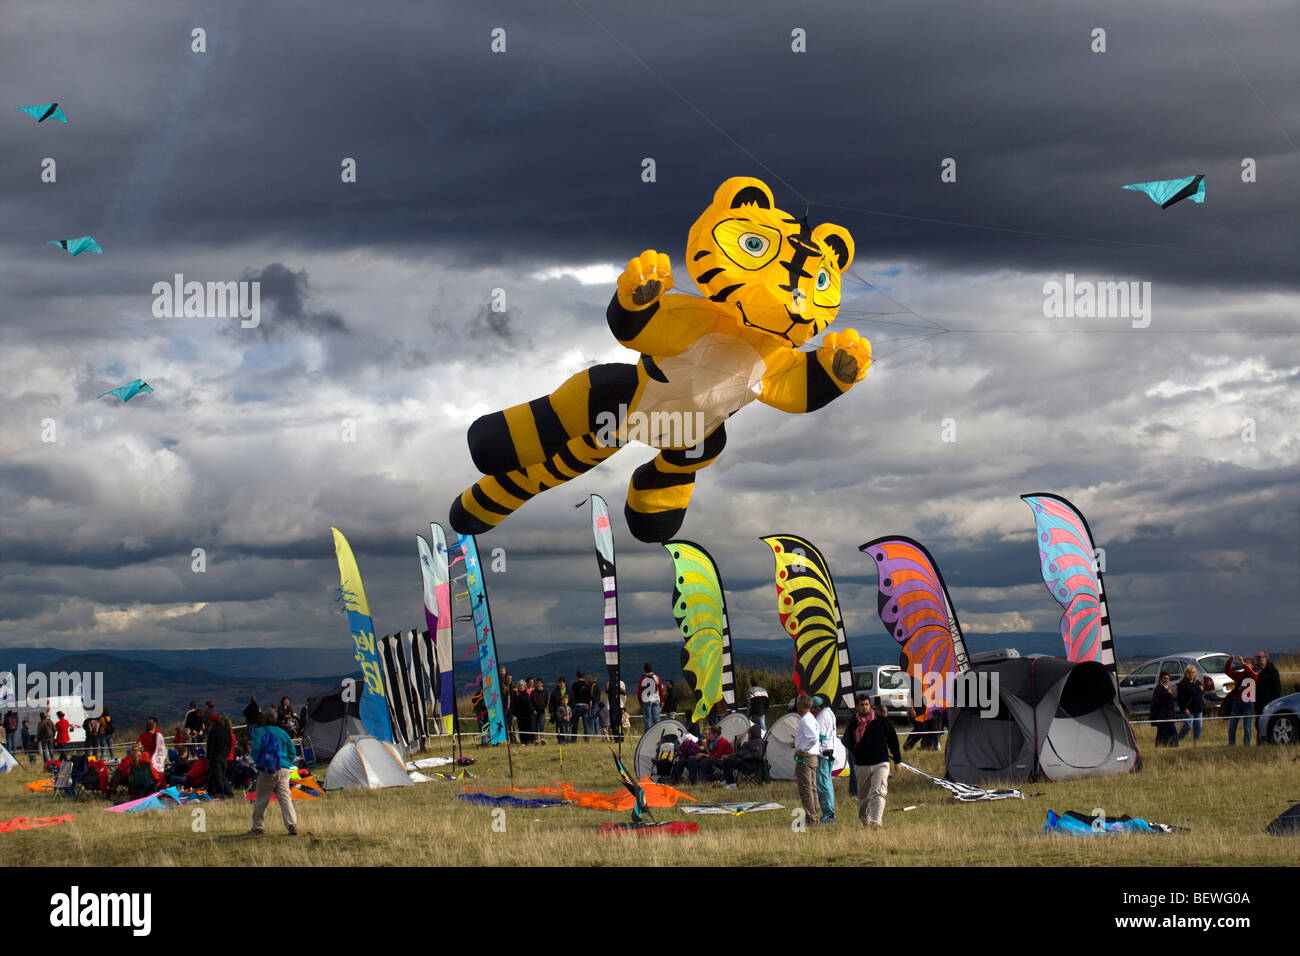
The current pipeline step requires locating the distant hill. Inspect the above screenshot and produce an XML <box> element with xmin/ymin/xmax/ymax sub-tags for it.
<box><xmin>5</xmin><ymin>631</ymin><xmax>1294</xmax><ymax>735</ymax></box>
<box><xmin>31</xmin><ymin>653</ymin><xmax>348</xmax><ymax>738</ymax></box>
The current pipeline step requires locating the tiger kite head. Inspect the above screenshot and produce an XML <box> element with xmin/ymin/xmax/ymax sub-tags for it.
<box><xmin>685</xmin><ymin>176</ymin><xmax>855</xmax><ymax>347</ymax></box>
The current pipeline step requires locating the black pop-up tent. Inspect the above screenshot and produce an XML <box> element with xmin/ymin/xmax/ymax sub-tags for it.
<box><xmin>302</xmin><ymin>686</ymin><xmax>366</xmax><ymax>763</ymax></box>
<box><xmin>946</xmin><ymin>657</ymin><xmax>1139</xmax><ymax>786</ymax></box>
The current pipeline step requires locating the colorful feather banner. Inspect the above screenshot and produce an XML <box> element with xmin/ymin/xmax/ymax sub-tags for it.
<box><xmin>587</xmin><ymin>495</ymin><xmax>623</xmax><ymax>736</ymax></box>
<box><xmin>1020</xmin><ymin>493</ymin><xmax>1116</xmax><ymax>677</ymax></box>
<box><xmin>330</xmin><ymin>527</ymin><xmax>394</xmax><ymax>743</ymax></box>
<box><xmin>663</xmin><ymin>540</ymin><xmax>735</xmax><ymax>723</ymax></box>
<box><xmin>761</xmin><ymin>534</ymin><xmax>854</xmax><ymax>711</ymax></box>
<box><xmin>447</xmin><ymin>533</ymin><xmax>507</xmax><ymax>744</ymax></box>
<box><xmin>860</xmin><ymin>535</ymin><xmax>971</xmax><ymax>716</ymax></box>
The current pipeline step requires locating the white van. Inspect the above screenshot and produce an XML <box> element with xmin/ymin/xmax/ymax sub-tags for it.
<box><xmin>849</xmin><ymin>665</ymin><xmax>912</xmax><ymax>717</ymax></box>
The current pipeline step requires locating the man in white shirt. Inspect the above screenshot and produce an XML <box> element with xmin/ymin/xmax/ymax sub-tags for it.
<box><xmin>792</xmin><ymin>695</ymin><xmax>822</xmax><ymax>824</ymax></box>
<box><xmin>811</xmin><ymin>696</ymin><xmax>837</xmax><ymax>823</ymax></box>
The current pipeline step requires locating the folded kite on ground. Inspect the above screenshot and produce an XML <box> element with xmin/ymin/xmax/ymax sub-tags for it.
<box><xmin>680</xmin><ymin>801</ymin><xmax>784</xmax><ymax>815</ymax></box>
<box><xmin>1043</xmin><ymin>810</ymin><xmax>1187</xmax><ymax>836</ymax></box>
<box><xmin>900</xmin><ymin>763</ymin><xmax>1024</xmax><ymax>801</ymax></box>
<box><xmin>1</xmin><ymin>814</ymin><xmax>76</xmax><ymax>832</ymax></box>
<box><xmin>457</xmin><ymin>793</ymin><xmax>565</xmax><ymax>809</ymax></box>
<box><xmin>600</xmin><ymin>821</ymin><xmax>698</xmax><ymax>837</ymax></box>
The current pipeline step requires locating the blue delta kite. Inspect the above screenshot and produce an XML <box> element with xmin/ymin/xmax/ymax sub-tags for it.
<box><xmin>1122</xmin><ymin>175</ymin><xmax>1205</xmax><ymax>209</ymax></box>
<box><xmin>15</xmin><ymin>103</ymin><xmax>67</xmax><ymax>123</ymax></box>
<box><xmin>48</xmin><ymin>236</ymin><xmax>102</xmax><ymax>256</ymax></box>
<box><xmin>96</xmin><ymin>379</ymin><xmax>153</xmax><ymax>403</ymax></box>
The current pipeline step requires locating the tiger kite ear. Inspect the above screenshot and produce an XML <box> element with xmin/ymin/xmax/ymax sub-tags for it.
<box><xmin>813</xmin><ymin>223</ymin><xmax>855</xmax><ymax>272</ymax></box>
<box><xmin>711</xmin><ymin>176</ymin><xmax>775</xmax><ymax>211</ymax></box>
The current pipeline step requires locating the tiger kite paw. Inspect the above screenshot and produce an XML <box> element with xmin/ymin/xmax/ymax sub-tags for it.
<box><xmin>616</xmin><ymin>249</ymin><xmax>674</xmax><ymax>310</ymax></box>
<box><xmin>819</xmin><ymin>328</ymin><xmax>872</xmax><ymax>385</ymax></box>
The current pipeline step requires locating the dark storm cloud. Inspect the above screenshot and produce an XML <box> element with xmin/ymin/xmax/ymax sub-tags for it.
<box><xmin>0</xmin><ymin>1</ymin><xmax>1296</xmax><ymax>655</ymax></box>
<box><xmin>1</xmin><ymin>1</ymin><xmax>1294</xmax><ymax>285</ymax></box>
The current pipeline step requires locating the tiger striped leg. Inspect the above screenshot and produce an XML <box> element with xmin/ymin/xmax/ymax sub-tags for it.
<box><xmin>623</xmin><ymin>425</ymin><xmax>727</xmax><ymax>543</ymax></box>
<box><xmin>450</xmin><ymin>434</ymin><xmax>621</xmax><ymax>535</ymax></box>
<box><xmin>465</xmin><ymin>363</ymin><xmax>638</xmax><ymax>474</ymax></box>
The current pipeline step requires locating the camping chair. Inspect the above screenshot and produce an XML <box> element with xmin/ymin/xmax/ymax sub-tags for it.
<box><xmin>733</xmin><ymin>739</ymin><xmax>771</xmax><ymax>787</ymax></box>
<box><xmin>49</xmin><ymin>761</ymin><xmax>75</xmax><ymax>799</ymax></box>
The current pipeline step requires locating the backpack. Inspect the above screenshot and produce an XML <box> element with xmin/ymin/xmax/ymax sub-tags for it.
<box><xmin>254</xmin><ymin>730</ymin><xmax>282</xmax><ymax>774</ymax></box>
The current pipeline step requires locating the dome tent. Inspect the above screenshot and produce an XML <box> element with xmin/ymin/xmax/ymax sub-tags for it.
<box><xmin>325</xmin><ymin>735</ymin><xmax>413</xmax><ymax>790</ymax></box>
<box><xmin>945</xmin><ymin>657</ymin><xmax>1139</xmax><ymax>787</ymax></box>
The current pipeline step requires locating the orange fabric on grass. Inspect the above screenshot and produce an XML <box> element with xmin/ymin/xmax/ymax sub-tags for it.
<box><xmin>0</xmin><ymin>815</ymin><xmax>76</xmax><ymax>832</ymax></box>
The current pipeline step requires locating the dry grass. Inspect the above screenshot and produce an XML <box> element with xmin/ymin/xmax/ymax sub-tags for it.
<box><xmin>2</xmin><ymin>705</ymin><xmax>1295</xmax><ymax>867</ymax></box>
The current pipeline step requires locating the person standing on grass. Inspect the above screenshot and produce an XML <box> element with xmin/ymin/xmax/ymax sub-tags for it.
<box><xmin>530</xmin><ymin>679</ymin><xmax>548</xmax><ymax>745</ymax></box>
<box><xmin>3</xmin><ymin>709</ymin><xmax>17</xmax><ymax>755</ymax></box>
<box><xmin>1151</xmin><ymin>672</ymin><xmax>1178</xmax><ymax>747</ymax></box>
<box><xmin>844</xmin><ymin>696</ymin><xmax>900</xmax><ymax>830</ymax></box>
<box><xmin>248</xmin><ymin>712</ymin><xmax>298</xmax><ymax>836</ymax></box>
<box><xmin>549</xmin><ymin>678</ymin><xmax>567</xmax><ymax>741</ymax></box>
<box><xmin>243</xmin><ymin>696</ymin><xmax>261</xmax><ymax>731</ymax></box>
<box><xmin>572</xmin><ymin>670</ymin><xmax>590</xmax><ymax>741</ymax></box>
<box><xmin>37</xmin><ymin>714</ymin><xmax>55</xmax><ymax>763</ymax></box>
<box><xmin>207</xmin><ymin>715</ymin><xmax>235</xmax><ymax>798</ymax></box>
<box><xmin>1224</xmin><ymin>655</ymin><xmax>1258</xmax><ymax>746</ymax></box>
<box><xmin>1254</xmin><ymin>651</ymin><xmax>1281</xmax><ymax>744</ymax></box>
<box><xmin>21</xmin><ymin>719</ymin><xmax>35</xmax><ymax>764</ymax></box>
<box><xmin>586</xmin><ymin>676</ymin><xmax>603</xmax><ymax>740</ymax></box>
<box><xmin>811</xmin><ymin>696</ymin><xmax>837</xmax><ymax>823</ymax></box>
<box><xmin>556</xmin><ymin>695</ymin><xmax>573</xmax><ymax>744</ymax></box>
<box><xmin>747</xmin><ymin>683</ymin><xmax>770</xmax><ymax>734</ymax></box>
<box><xmin>1175</xmin><ymin>666</ymin><xmax>1204</xmax><ymax>744</ymax></box>
<box><xmin>792</xmin><ymin>695</ymin><xmax>822</xmax><ymax>825</ymax></box>
<box><xmin>98</xmin><ymin>708</ymin><xmax>115</xmax><ymax>760</ymax></box>
<box><xmin>638</xmin><ymin>662</ymin><xmax>664</xmax><ymax>732</ymax></box>
<box><xmin>54</xmin><ymin>710</ymin><xmax>71</xmax><ymax>759</ymax></box>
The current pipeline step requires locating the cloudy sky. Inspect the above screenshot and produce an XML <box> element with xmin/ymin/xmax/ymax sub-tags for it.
<box><xmin>2</xmin><ymin>0</ymin><xmax>1297</xmax><ymax>665</ymax></box>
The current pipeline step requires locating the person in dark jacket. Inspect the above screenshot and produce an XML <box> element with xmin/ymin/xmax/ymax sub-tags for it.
<box><xmin>572</xmin><ymin>671</ymin><xmax>591</xmax><ymax>741</ymax></box>
<box><xmin>1175</xmin><ymin>665</ymin><xmax>1205</xmax><ymax>744</ymax></box>
<box><xmin>511</xmin><ymin>682</ymin><xmax>533</xmax><ymax>744</ymax></box>
<box><xmin>1253</xmin><ymin>650</ymin><xmax>1282</xmax><ymax>744</ymax></box>
<box><xmin>529</xmin><ymin>680</ymin><xmax>548</xmax><ymax>745</ymax></box>
<box><xmin>1151</xmin><ymin>672</ymin><xmax>1178</xmax><ymax>747</ymax></box>
<box><xmin>207</xmin><ymin>715</ymin><xmax>235</xmax><ymax>797</ymax></box>
<box><xmin>243</xmin><ymin>697</ymin><xmax>261</xmax><ymax>730</ymax></box>
<box><xmin>843</xmin><ymin>697</ymin><xmax>900</xmax><ymax>829</ymax></box>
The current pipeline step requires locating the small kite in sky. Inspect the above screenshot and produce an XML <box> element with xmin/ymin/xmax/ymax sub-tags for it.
<box><xmin>96</xmin><ymin>379</ymin><xmax>153</xmax><ymax>403</ymax></box>
<box><xmin>48</xmin><ymin>236</ymin><xmax>102</xmax><ymax>256</ymax></box>
<box><xmin>1122</xmin><ymin>174</ymin><xmax>1205</xmax><ymax>208</ymax></box>
<box><xmin>15</xmin><ymin>103</ymin><xmax>67</xmax><ymax>123</ymax></box>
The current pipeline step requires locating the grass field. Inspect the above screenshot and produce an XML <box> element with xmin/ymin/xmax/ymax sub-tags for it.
<box><xmin>2</xmin><ymin>705</ymin><xmax>1295</xmax><ymax>867</ymax></box>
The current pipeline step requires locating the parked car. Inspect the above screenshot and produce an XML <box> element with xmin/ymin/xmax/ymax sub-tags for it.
<box><xmin>1117</xmin><ymin>652</ymin><xmax>1233</xmax><ymax>718</ymax></box>
<box><xmin>1260</xmin><ymin>691</ymin><xmax>1300</xmax><ymax>745</ymax></box>
<box><xmin>782</xmin><ymin>665</ymin><xmax>912</xmax><ymax>718</ymax></box>
<box><xmin>849</xmin><ymin>665</ymin><xmax>911</xmax><ymax>718</ymax></box>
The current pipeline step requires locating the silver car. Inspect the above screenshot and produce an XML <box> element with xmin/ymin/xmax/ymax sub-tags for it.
<box><xmin>1261</xmin><ymin>691</ymin><xmax>1300</xmax><ymax>745</ymax></box>
<box><xmin>1117</xmin><ymin>652</ymin><xmax>1233</xmax><ymax>718</ymax></box>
